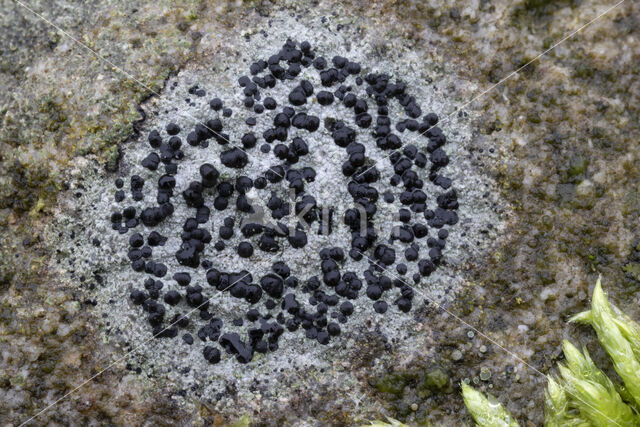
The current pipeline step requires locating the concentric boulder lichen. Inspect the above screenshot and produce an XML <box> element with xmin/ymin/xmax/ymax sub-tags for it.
<box><xmin>47</xmin><ymin>12</ymin><xmax>503</xmax><ymax>419</ymax></box>
<box><xmin>105</xmin><ymin>37</ymin><xmax>465</xmax><ymax>364</ymax></box>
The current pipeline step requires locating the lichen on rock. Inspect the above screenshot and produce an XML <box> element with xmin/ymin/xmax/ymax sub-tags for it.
<box><xmin>46</xmin><ymin>9</ymin><xmax>503</xmax><ymax>423</ymax></box>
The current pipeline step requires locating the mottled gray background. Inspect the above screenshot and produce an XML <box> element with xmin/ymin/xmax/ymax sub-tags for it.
<box><xmin>1</xmin><ymin>0</ymin><xmax>639</xmax><ymax>425</ymax></box>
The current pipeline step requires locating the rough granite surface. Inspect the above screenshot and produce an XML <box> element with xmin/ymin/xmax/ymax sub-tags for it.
<box><xmin>1</xmin><ymin>0</ymin><xmax>639</xmax><ymax>425</ymax></box>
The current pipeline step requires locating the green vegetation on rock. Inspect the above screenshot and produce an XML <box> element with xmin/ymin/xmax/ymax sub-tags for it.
<box><xmin>227</xmin><ymin>415</ymin><xmax>251</xmax><ymax>427</ymax></box>
<box><xmin>623</xmin><ymin>262</ymin><xmax>640</xmax><ymax>282</ymax></box>
<box><xmin>376</xmin><ymin>373</ymin><xmax>410</xmax><ymax>396</ymax></box>
<box><xmin>570</xmin><ymin>278</ymin><xmax>640</xmax><ymax>409</ymax></box>
<box><xmin>462</xmin><ymin>277</ymin><xmax>640</xmax><ymax>427</ymax></box>
<box><xmin>462</xmin><ymin>382</ymin><xmax>520</xmax><ymax>427</ymax></box>
<box><xmin>375</xmin><ymin>367</ymin><xmax>451</xmax><ymax>397</ymax></box>
<box><xmin>552</xmin><ymin>341</ymin><xmax>637</xmax><ymax>426</ymax></box>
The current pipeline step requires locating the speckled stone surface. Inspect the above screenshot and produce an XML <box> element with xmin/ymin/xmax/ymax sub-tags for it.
<box><xmin>46</xmin><ymin>12</ymin><xmax>505</xmax><ymax>424</ymax></box>
<box><xmin>1</xmin><ymin>0</ymin><xmax>639</xmax><ymax>425</ymax></box>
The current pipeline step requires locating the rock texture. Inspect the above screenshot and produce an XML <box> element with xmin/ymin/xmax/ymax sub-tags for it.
<box><xmin>1</xmin><ymin>0</ymin><xmax>638</xmax><ymax>425</ymax></box>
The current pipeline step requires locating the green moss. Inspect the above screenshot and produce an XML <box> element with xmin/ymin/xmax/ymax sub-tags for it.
<box><xmin>227</xmin><ymin>414</ymin><xmax>251</xmax><ymax>427</ymax></box>
<box><xmin>623</xmin><ymin>262</ymin><xmax>640</xmax><ymax>282</ymax></box>
<box><xmin>376</xmin><ymin>373</ymin><xmax>410</xmax><ymax>396</ymax></box>
<box><xmin>418</xmin><ymin>368</ymin><xmax>449</xmax><ymax>392</ymax></box>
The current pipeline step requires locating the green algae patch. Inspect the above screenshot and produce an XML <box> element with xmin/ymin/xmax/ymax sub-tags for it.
<box><xmin>622</xmin><ymin>262</ymin><xmax>640</xmax><ymax>282</ymax></box>
<box><xmin>418</xmin><ymin>368</ymin><xmax>450</xmax><ymax>392</ymax></box>
<box><xmin>227</xmin><ymin>414</ymin><xmax>251</xmax><ymax>427</ymax></box>
<box><xmin>567</xmin><ymin>155</ymin><xmax>589</xmax><ymax>181</ymax></box>
<box><xmin>374</xmin><ymin>366</ymin><xmax>452</xmax><ymax>406</ymax></box>
<box><xmin>370</xmin><ymin>364</ymin><xmax>455</xmax><ymax>423</ymax></box>
<box><xmin>376</xmin><ymin>373</ymin><xmax>411</xmax><ymax>396</ymax></box>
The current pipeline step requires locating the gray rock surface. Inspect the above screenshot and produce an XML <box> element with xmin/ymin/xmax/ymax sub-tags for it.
<box><xmin>47</xmin><ymin>11</ymin><xmax>504</xmax><ymax>423</ymax></box>
<box><xmin>1</xmin><ymin>0</ymin><xmax>638</xmax><ymax>425</ymax></box>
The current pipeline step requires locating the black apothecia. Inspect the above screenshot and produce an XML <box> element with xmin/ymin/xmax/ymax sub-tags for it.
<box><xmin>111</xmin><ymin>39</ymin><xmax>459</xmax><ymax>364</ymax></box>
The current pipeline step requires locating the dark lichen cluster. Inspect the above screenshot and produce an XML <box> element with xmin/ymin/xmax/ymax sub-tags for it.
<box><xmin>110</xmin><ymin>39</ymin><xmax>460</xmax><ymax>364</ymax></box>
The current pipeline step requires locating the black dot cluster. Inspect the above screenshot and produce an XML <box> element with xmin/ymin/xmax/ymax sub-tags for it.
<box><xmin>110</xmin><ymin>39</ymin><xmax>459</xmax><ymax>364</ymax></box>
